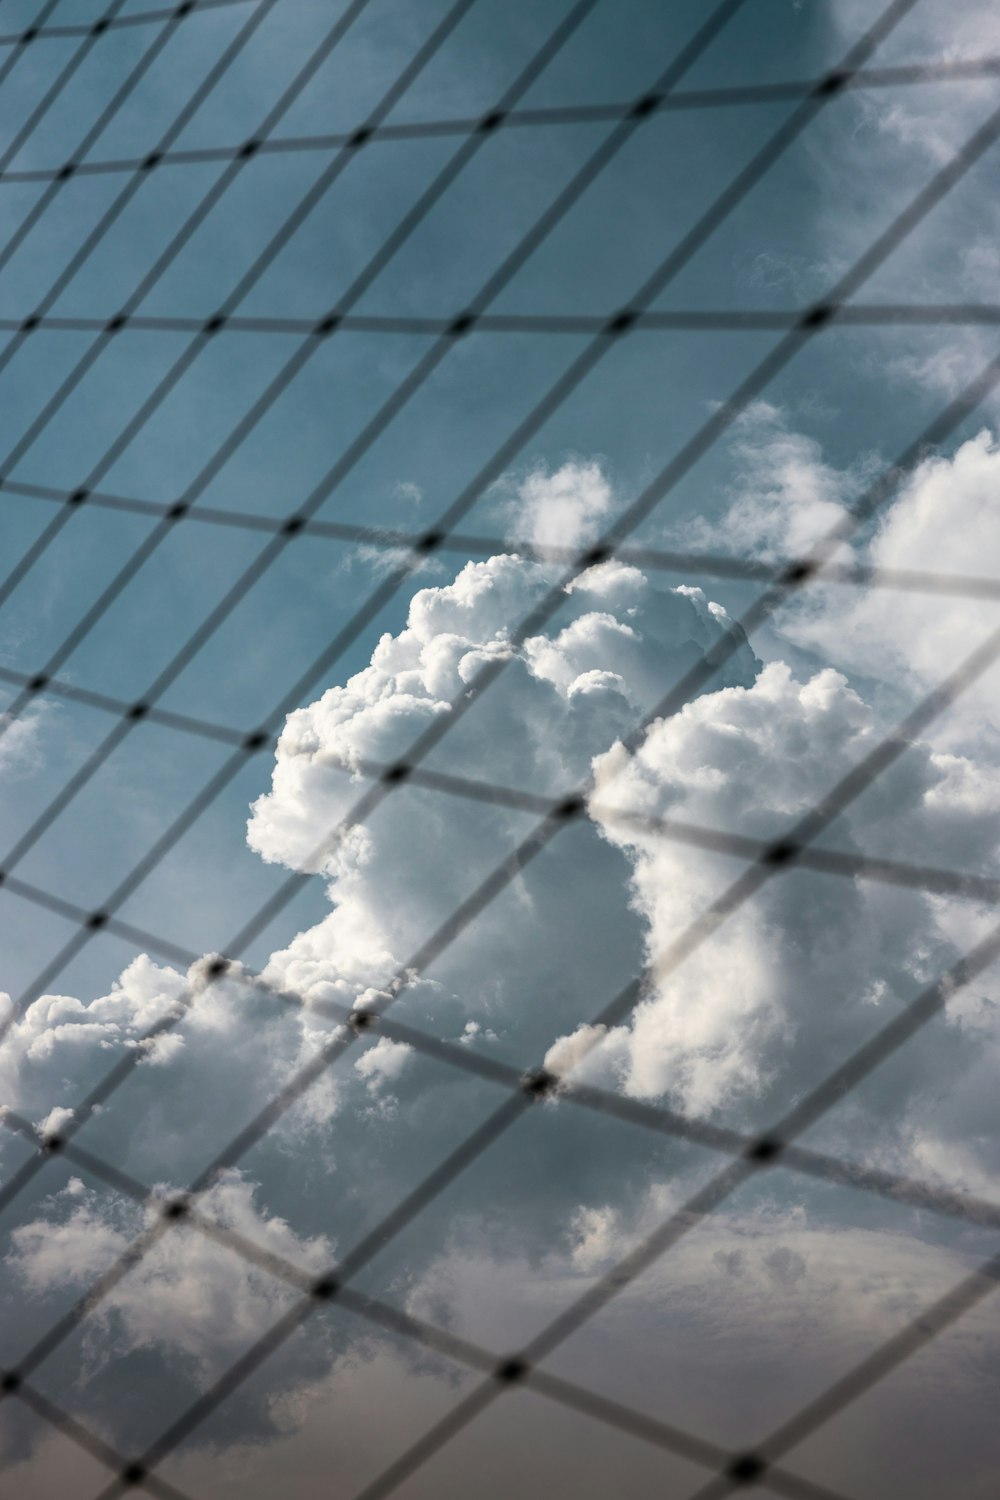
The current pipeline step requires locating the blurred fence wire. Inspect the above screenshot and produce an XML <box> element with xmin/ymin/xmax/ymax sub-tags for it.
<box><xmin>1</xmin><ymin>1</ymin><xmax>999</xmax><ymax>1496</ymax></box>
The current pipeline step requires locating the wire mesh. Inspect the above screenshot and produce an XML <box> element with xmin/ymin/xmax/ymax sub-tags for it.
<box><xmin>1</xmin><ymin>1</ymin><xmax>999</xmax><ymax>1496</ymax></box>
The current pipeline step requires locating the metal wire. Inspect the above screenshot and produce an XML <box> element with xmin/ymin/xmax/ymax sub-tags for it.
<box><xmin>16</xmin><ymin>21</ymin><xmax>997</xmax><ymax>1020</ymax></box>
<box><xmin>2</xmin><ymin>0</ymin><xmax>937</xmax><ymax>1024</ymax></box>
<box><xmin>4</xmin><ymin>903</ymin><xmax>999</xmax><ymax>1498</ymax></box>
<box><xmin>0</xmin><ymin>0</ymin><xmax>756</xmax><ymax>1022</ymax></box>
<box><xmin>0</xmin><ymin>0</ymin><xmax>259</xmax><ymax>51</ymax></box>
<box><xmin>4</xmin><ymin>54</ymin><xmax>1000</xmax><ymax>188</ymax></box>
<box><xmin>3</xmin><ymin>503</ymin><xmax>998</xmax><ymax>1494</ymax></box>
<box><xmin>2</xmin><ymin>1</ymin><xmax>999</xmax><ymax>1497</ymax></box>
<box><xmin>4</xmin><ymin>433</ymin><xmax>1000</xmax><ymax>606</ymax></box>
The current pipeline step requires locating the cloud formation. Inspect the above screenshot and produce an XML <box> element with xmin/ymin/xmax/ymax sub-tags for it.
<box><xmin>8</xmin><ymin>1172</ymin><xmax>329</xmax><ymax>1378</ymax></box>
<box><xmin>2</xmin><ymin>456</ymin><xmax>999</xmax><ymax>1491</ymax></box>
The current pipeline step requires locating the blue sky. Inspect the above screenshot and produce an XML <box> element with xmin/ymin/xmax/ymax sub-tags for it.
<box><xmin>2</xmin><ymin>2</ymin><xmax>1000</xmax><ymax>1497</ymax></box>
<box><xmin>0</xmin><ymin>0</ymin><xmax>833</xmax><ymax>999</ymax></box>
<box><xmin>2</xmin><ymin>0</ymin><xmax>996</xmax><ymax>1001</ymax></box>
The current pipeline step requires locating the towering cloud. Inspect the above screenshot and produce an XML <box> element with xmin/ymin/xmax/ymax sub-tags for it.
<box><xmin>2</xmin><ymin>458</ymin><xmax>998</xmax><ymax>1494</ymax></box>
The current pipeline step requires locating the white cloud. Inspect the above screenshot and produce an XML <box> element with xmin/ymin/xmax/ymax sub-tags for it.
<box><xmin>834</xmin><ymin>0</ymin><xmax>1000</xmax><ymax>166</ymax></box>
<box><xmin>551</xmin><ymin>664</ymin><xmax>875</xmax><ymax>1111</ymax></box>
<box><xmin>817</xmin><ymin>0</ymin><xmax>1000</xmax><ymax>402</ymax></box>
<box><xmin>9</xmin><ymin>1188</ymin><xmax>128</xmax><ymax>1296</ymax></box>
<box><xmin>0</xmin><ymin>700</ymin><xmax>47</xmax><ymax>779</ymax></box>
<box><xmin>787</xmin><ymin>429</ymin><xmax>1000</xmax><ymax>708</ymax></box>
<box><xmin>679</xmin><ymin>401</ymin><xmax>869</xmax><ymax>563</ymax></box>
<box><xmin>4</xmin><ymin>0</ymin><xmax>1000</xmax><ymax>1482</ymax></box>
<box><xmin>684</xmin><ymin>410</ymin><xmax>1000</xmax><ymax>753</ymax></box>
<box><xmin>354</xmin><ymin>1036</ymin><xmax>413</xmax><ymax>1092</ymax></box>
<box><xmin>248</xmin><ymin>527</ymin><xmax>759</xmax><ymax>1025</ymax></box>
<box><xmin>2</xmin><ymin>457</ymin><xmax>998</xmax><ymax>1488</ymax></box>
<box><xmin>7</xmin><ymin>1173</ymin><xmax>330</xmax><ymax>1380</ymax></box>
<box><xmin>496</xmin><ymin>459</ymin><xmax>618</xmax><ymax>556</ymax></box>
<box><xmin>34</xmin><ymin>1105</ymin><xmax>75</xmax><ymax>1140</ymax></box>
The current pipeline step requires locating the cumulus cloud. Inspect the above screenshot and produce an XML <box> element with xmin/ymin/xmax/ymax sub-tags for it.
<box><xmin>7</xmin><ymin>1171</ymin><xmax>329</xmax><ymax>1373</ymax></box>
<box><xmin>354</xmin><ymin>1036</ymin><xmax>413</xmax><ymax>1116</ymax></box>
<box><xmin>496</xmin><ymin>458</ymin><xmax>618</xmax><ymax>556</ymax></box>
<box><xmin>0</xmin><ymin>952</ymin><xmax>345</xmax><ymax>1162</ymax></box>
<box><xmin>682</xmin><ymin>407</ymin><xmax>1000</xmax><ymax>747</ymax></box>
<box><xmin>679</xmin><ymin>401</ymin><xmax>872</xmax><ymax>563</ymax></box>
<box><xmin>247</xmin><ymin>527</ymin><xmax>759</xmax><ymax>1027</ymax></box>
<box><xmin>581</xmin><ymin>664</ymin><xmax>877</xmax><ymax>1112</ymax></box>
<box><xmin>527</xmin><ymin>657</ymin><xmax>1000</xmax><ymax>1147</ymax></box>
<box><xmin>2</xmin><ymin>458</ymin><xmax>998</xmax><ymax>1490</ymax></box>
<box><xmin>5</xmin><ymin>0</ymin><xmax>1000</xmax><ymax>1485</ymax></box>
<box><xmin>785</xmin><ymin>429</ymin><xmax>1000</xmax><ymax>706</ymax></box>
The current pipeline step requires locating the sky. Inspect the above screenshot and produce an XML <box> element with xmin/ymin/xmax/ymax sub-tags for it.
<box><xmin>1</xmin><ymin>0</ymin><xmax>1000</xmax><ymax>1496</ymax></box>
